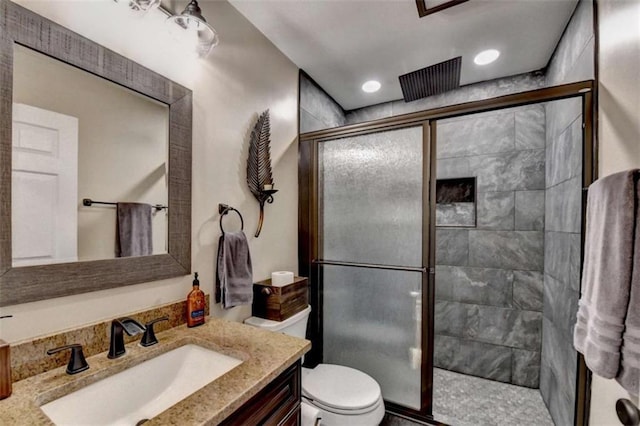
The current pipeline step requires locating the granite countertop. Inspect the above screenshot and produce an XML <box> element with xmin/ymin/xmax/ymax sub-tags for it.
<box><xmin>0</xmin><ymin>317</ymin><xmax>311</xmax><ymax>425</ymax></box>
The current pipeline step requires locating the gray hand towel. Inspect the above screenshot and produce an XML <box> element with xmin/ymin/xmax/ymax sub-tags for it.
<box><xmin>115</xmin><ymin>202</ymin><xmax>153</xmax><ymax>257</ymax></box>
<box><xmin>216</xmin><ymin>231</ymin><xmax>253</xmax><ymax>309</ymax></box>
<box><xmin>617</xmin><ymin>172</ymin><xmax>640</xmax><ymax>396</ymax></box>
<box><xmin>574</xmin><ymin>170</ymin><xmax>639</xmax><ymax>381</ymax></box>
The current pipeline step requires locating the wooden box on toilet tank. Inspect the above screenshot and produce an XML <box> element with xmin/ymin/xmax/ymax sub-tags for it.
<box><xmin>252</xmin><ymin>276</ymin><xmax>308</xmax><ymax>321</ymax></box>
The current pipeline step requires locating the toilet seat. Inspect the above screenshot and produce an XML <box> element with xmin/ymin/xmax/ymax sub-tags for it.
<box><xmin>304</xmin><ymin>395</ymin><xmax>384</xmax><ymax>416</ymax></box>
<box><xmin>302</xmin><ymin>364</ymin><xmax>382</xmax><ymax>414</ymax></box>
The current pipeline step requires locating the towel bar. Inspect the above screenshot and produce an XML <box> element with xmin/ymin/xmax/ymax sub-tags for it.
<box><xmin>82</xmin><ymin>198</ymin><xmax>167</xmax><ymax>212</ymax></box>
<box><xmin>218</xmin><ymin>203</ymin><xmax>244</xmax><ymax>234</ymax></box>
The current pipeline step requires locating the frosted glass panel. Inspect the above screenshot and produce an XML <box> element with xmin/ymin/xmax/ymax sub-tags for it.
<box><xmin>322</xmin><ymin>265</ymin><xmax>423</xmax><ymax>409</ymax></box>
<box><xmin>319</xmin><ymin>127</ymin><xmax>422</xmax><ymax>266</ymax></box>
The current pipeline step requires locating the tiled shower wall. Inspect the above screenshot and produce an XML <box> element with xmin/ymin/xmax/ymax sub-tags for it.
<box><xmin>434</xmin><ymin>105</ymin><xmax>545</xmax><ymax>388</ymax></box>
<box><xmin>299</xmin><ymin>72</ymin><xmax>345</xmax><ymax>134</ymax></box>
<box><xmin>540</xmin><ymin>0</ymin><xmax>594</xmax><ymax>424</ymax></box>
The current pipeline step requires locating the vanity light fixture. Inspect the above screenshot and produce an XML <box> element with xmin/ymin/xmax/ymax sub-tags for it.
<box><xmin>362</xmin><ymin>80</ymin><xmax>381</xmax><ymax>93</ymax></box>
<box><xmin>166</xmin><ymin>0</ymin><xmax>219</xmax><ymax>58</ymax></box>
<box><xmin>113</xmin><ymin>0</ymin><xmax>161</xmax><ymax>13</ymax></box>
<box><xmin>474</xmin><ymin>49</ymin><xmax>500</xmax><ymax>66</ymax></box>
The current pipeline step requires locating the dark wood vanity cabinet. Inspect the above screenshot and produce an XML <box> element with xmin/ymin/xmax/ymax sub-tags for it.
<box><xmin>221</xmin><ymin>361</ymin><xmax>301</xmax><ymax>426</ymax></box>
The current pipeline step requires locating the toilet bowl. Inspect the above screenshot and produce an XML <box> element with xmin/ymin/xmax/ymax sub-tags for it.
<box><xmin>244</xmin><ymin>306</ymin><xmax>385</xmax><ymax>426</ymax></box>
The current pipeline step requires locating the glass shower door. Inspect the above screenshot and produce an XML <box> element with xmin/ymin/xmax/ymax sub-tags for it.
<box><xmin>317</xmin><ymin>125</ymin><xmax>426</xmax><ymax>410</ymax></box>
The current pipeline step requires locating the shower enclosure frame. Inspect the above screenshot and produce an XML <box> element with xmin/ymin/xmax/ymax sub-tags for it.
<box><xmin>298</xmin><ymin>79</ymin><xmax>596</xmax><ymax>425</ymax></box>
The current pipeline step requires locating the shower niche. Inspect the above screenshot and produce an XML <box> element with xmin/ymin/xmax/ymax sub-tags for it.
<box><xmin>435</xmin><ymin>177</ymin><xmax>476</xmax><ymax>227</ymax></box>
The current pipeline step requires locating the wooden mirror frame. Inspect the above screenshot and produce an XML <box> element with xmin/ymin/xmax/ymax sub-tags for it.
<box><xmin>0</xmin><ymin>0</ymin><xmax>192</xmax><ymax>307</ymax></box>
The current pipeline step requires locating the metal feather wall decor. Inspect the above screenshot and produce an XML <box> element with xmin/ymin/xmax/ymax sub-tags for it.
<box><xmin>246</xmin><ymin>110</ymin><xmax>278</xmax><ymax>237</ymax></box>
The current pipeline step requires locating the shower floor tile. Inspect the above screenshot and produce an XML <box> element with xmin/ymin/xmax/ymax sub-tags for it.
<box><xmin>432</xmin><ymin>368</ymin><xmax>553</xmax><ymax>426</ymax></box>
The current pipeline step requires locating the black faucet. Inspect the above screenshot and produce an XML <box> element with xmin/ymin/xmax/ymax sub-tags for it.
<box><xmin>47</xmin><ymin>344</ymin><xmax>89</xmax><ymax>375</ymax></box>
<box><xmin>108</xmin><ymin>317</ymin><xmax>145</xmax><ymax>359</ymax></box>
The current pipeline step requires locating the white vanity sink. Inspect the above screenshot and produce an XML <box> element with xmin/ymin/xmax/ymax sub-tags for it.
<box><xmin>40</xmin><ymin>344</ymin><xmax>243</xmax><ymax>426</ymax></box>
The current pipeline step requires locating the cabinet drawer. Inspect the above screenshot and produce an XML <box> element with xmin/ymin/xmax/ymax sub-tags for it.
<box><xmin>278</xmin><ymin>405</ymin><xmax>301</xmax><ymax>426</ymax></box>
<box><xmin>221</xmin><ymin>361</ymin><xmax>301</xmax><ymax>426</ymax></box>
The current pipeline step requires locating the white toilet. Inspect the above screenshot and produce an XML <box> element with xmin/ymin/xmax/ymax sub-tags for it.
<box><xmin>244</xmin><ymin>306</ymin><xmax>386</xmax><ymax>426</ymax></box>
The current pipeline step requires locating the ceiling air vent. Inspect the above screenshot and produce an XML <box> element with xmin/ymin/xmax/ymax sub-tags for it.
<box><xmin>398</xmin><ymin>56</ymin><xmax>462</xmax><ymax>102</ymax></box>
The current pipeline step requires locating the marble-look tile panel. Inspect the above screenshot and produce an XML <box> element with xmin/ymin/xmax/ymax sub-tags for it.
<box><xmin>546</xmin><ymin>117</ymin><xmax>582</xmax><ymax>187</ymax></box>
<box><xmin>435</xmin><ymin>265</ymin><xmax>455</xmax><ymax>301</ymax></box>
<box><xmin>544</xmin><ymin>231</ymin><xmax>582</xmax><ymax>292</ymax></box>
<box><xmin>435</xmin><ymin>229</ymin><xmax>469</xmax><ymax>266</ymax></box>
<box><xmin>541</xmin><ymin>318</ymin><xmax>577</xmax><ymax>424</ymax></box>
<box><xmin>541</xmin><ymin>2</ymin><xmax>593</xmax><ymax>423</ymax></box>
<box><xmin>465</xmin><ymin>305</ymin><xmax>542</xmax><ymax>351</ymax></box>
<box><xmin>436</xmin><ymin>202</ymin><xmax>476</xmax><ymax>227</ymax></box>
<box><xmin>545</xmin><ymin>97</ymin><xmax>581</xmax><ymax>142</ymax></box>
<box><xmin>345</xmin><ymin>102</ymin><xmax>393</xmax><ymax>125</ymax></box>
<box><xmin>512</xmin><ymin>348</ymin><xmax>541</xmax><ymax>388</ymax></box>
<box><xmin>515</xmin><ymin>190</ymin><xmax>545</xmax><ymax>231</ymax></box>
<box><xmin>470</xmin><ymin>149</ymin><xmax>545</xmax><ymax>192</ymax></box>
<box><xmin>539</xmin><ymin>361</ymin><xmax>574</xmax><ymax>426</ymax></box>
<box><xmin>515</xmin><ymin>105</ymin><xmax>545</xmax><ymax>150</ymax></box>
<box><xmin>437</xmin><ymin>111</ymin><xmax>515</xmax><ymax>159</ymax></box>
<box><xmin>436</xmin><ymin>157</ymin><xmax>471</xmax><ymax>179</ymax></box>
<box><xmin>545</xmin><ymin>0</ymin><xmax>594</xmax><ymax>86</ymax></box>
<box><xmin>434</xmin><ymin>301</ymin><xmax>466</xmax><ymax>336</ymax></box>
<box><xmin>567</xmin><ymin>36</ymin><xmax>596</xmax><ymax>85</ymax></box>
<box><xmin>513</xmin><ymin>270</ymin><xmax>544</xmax><ymax>311</ymax></box>
<box><xmin>300</xmin><ymin>108</ymin><xmax>326</xmax><ymax>134</ymax></box>
<box><xmin>545</xmin><ymin>176</ymin><xmax>582</xmax><ymax>233</ymax></box>
<box><xmin>543</xmin><ymin>274</ymin><xmax>580</xmax><ymax>340</ymax></box>
<box><xmin>469</xmin><ymin>230</ymin><xmax>544</xmax><ymax>271</ymax></box>
<box><xmin>435</xmin><ymin>266</ymin><xmax>513</xmax><ymax>308</ymax></box>
<box><xmin>477</xmin><ymin>191</ymin><xmax>515</xmax><ymax>230</ymax></box>
<box><xmin>434</xmin><ymin>335</ymin><xmax>512</xmax><ymax>383</ymax></box>
<box><xmin>300</xmin><ymin>74</ymin><xmax>345</xmax><ymax>130</ymax></box>
<box><xmin>541</xmin><ymin>317</ymin><xmax>579</xmax><ymax>396</ymax></box>
<box><xmin>569</xmin><ymin>233</ymin><xmax>582</xmax><ymax>292</ymax></box>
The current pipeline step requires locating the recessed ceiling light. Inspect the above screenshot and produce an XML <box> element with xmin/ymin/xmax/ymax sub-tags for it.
<box><xmin>362</xmin><ymin>80</ymin><xmax>381</xmax><ymax>93</ymax></box>
<box><xmin>474</xmin><ymin>49</ymin><xmax>500</xmax><ymax>66</ymax></box>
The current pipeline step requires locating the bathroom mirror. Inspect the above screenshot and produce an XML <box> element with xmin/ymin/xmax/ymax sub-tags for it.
<box><xmin>12</xmin><ymin>44</ymin><xmax>169</xmax><ymax>266</ymax></box>
<box><xmin>0</xmin><ymin>0</ymin><xmax>192</xmax><ymax>306</ymax></box>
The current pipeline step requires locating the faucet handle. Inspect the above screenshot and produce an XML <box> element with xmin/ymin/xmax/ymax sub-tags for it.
<box><xmin>47</xmin><ymin>344</ymin><xmax>89</xmax><ymax>375</ymax></box>
<box><xmin>140</xmin><ymin>316</ymin><xmax>169</xmax><ymax>347</ymax></box>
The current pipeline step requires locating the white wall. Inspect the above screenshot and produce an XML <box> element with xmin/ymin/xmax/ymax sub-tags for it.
<box><xmin>590</xmin><ymin>0</ymin><xmax>640</xmax><ymax>424</ymax></box>
<box><xmin>0</xmin><ymin>0</ymin><xmax>299</xmax><ymax>343</ymax></box>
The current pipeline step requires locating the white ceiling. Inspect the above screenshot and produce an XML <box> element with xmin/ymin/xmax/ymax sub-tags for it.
<box><xmin>228</xmin><ymin>0</ymin><xmax>578</xmax><ymax>110</ymax></box>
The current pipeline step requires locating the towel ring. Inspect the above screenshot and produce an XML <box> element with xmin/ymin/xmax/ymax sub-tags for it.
<box><xmin>218</xmin><ymin>203</ymin><xmax>244</xmax><ymax>234</ymax></box>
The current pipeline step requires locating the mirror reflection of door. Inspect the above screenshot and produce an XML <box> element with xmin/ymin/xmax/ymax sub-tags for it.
<box><xmin>11</xmin><ymin>103</ymin><xmax>78</xmax><ymax>267</ymax></box>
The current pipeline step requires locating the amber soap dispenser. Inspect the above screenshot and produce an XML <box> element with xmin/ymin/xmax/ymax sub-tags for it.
<box><xmin>187</xmin><ymin>273</ymin><xmax>205</xmax><ymax>327</ymax></box>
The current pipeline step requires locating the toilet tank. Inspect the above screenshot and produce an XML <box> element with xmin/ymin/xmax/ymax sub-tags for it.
<box><xmin>244</xmin><ymin>305</ymin><xmax>311</xmax><ymax>339</ymax></box>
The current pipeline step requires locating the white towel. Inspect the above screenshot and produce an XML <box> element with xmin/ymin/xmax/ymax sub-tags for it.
<box><xmin>574</xmin><ymin>170</ymin><xmax>639</xmax><ymax>383</ymax></box>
